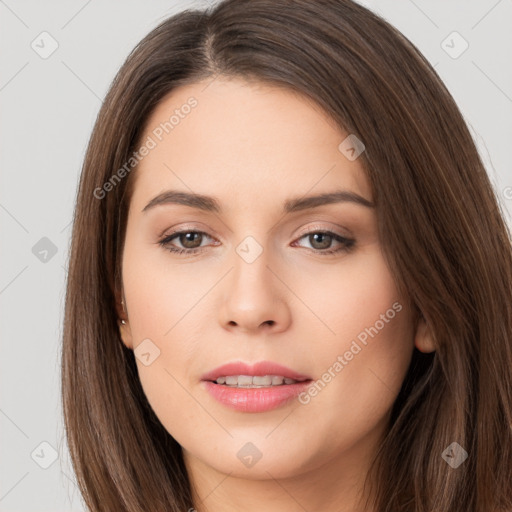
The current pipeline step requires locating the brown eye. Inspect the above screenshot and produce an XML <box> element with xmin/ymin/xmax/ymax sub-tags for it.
<box><xmin>158</xmin><ymin>230</ymin><xmax>215</xmax><ymax>255</ymax></box>
<box><xmin>175</xmin><ymin>232</ymin><xmax>203</xmax><ymax>249</ymax></box>
<box><xmin>293</xmin><ymin>230</ymin><xmax>355</xmax><ymax>255</ymax></box>
<box><xmin>308</xmin><ymin>232</ymin><xmax>333</xmax><ymax>250</ymax></box>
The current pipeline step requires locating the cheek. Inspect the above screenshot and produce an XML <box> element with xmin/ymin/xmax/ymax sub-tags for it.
<box><xmin>121</xmin><ymin>240</ymin><xmax>205</xmax><ymax>435</ymax></box>
<box><xmin>120</xmin><ymin>233</ymin><xmax>214</xmax><ymax>415</ymax></box>
<box><xmin>121</xmin><ymin>229</ymin><xmax>207</xmax><ymax>341</ymax></box>
<box><xmin>290</xmin><ymin>246</ymin><xmax>408</xmax><ymax>346</ymax></box>
<box><xmin>289</xmin><ymin>248</ymin><xmax>414</xmax><ymax>427</ymax></box>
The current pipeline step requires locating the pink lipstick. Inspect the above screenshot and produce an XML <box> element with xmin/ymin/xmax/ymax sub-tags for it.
<box><xmin>201</xmin><ymin>361</ymin><xmax>313</xmax><ymax>413</ymax></box>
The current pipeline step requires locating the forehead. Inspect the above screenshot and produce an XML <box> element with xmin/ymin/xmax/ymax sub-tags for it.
<box><xmin>130</xmin><ymin>77</ymin><xmax>371</xmax><ymax>214</ymax></box>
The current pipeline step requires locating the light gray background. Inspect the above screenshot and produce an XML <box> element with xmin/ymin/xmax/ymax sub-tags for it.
<box><xmin>1</xmin><ymin>1</ymin><xmax>511</xmax><ymax>510</ymax></box>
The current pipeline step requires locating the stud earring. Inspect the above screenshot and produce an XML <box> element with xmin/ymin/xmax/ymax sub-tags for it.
<box><xmin>120</xmin><ymin>299</ymin><xmax>127</xmax><ymax>324</ymax></box>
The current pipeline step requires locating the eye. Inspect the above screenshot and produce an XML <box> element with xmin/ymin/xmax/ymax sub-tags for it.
<box><xmin>292</xmin><ymin>229</ymin><xmax>355</xmax><ymax>255</ymax></box>
<box><xmin>158</xmin><ymin>230</ymin><xmax>216</xmax><ymax>255</ymax></box>
<box><xmin>158</xmin><ymin>227</ymin><xmax>355</xmax><ymax>256</ymax></box>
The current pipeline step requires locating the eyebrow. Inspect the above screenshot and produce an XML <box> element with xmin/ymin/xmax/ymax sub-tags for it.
<box><xmin>141</xmin><ymin>189</ymin><xmax>375</xmax><ymax>214</ymax></box>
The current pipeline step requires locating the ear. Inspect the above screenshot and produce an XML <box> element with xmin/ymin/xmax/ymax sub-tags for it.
<box><xmin>115</xmin><ymin>289</ymin><xmax>133</xmax><ymax>350</ymax></box>
<box><xmin>414</xmin><ymin>315</ymin><xmax>436</xmax><ymax>353</ymax></box>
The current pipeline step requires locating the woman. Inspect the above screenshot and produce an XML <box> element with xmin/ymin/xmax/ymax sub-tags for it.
<box><xmin>61</xmin><ymin>0</ymin><xmax>512</xmax><ymax>510</ymax></box>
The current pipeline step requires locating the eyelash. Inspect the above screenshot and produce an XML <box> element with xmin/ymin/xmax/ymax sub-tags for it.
<box><xmin>157</xmin><ymin>227</ymin><xmax>355</xmax><ymax>257</ymax></box>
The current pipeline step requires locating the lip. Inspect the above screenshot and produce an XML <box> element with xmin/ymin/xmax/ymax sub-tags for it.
<box><xmin>201</xmin><ymin>361</ymin><xmax>313</xmax><ymax>413</ymax></box>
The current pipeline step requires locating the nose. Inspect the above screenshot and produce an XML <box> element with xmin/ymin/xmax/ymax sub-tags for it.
<box><xmin>218</xmin><ymin>246</ymin><xmax>291</xmax><ymax>335</ymax></box>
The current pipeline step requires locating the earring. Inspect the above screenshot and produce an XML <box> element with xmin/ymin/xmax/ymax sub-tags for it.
<box><xmin>120</xmin><ymin>299</ymin><xmax>126</xmax><ymax>325</ymax></box>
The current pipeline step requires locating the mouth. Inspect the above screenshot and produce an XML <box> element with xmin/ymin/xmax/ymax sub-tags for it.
<box><xmin>201</xmin><ymin>360</ymin><xmax>312</xmax><ymax>383</ymax></box>
<box><xmin>201</xmin><ymin>361</ymin><xmax>313</xmax><ymax>412</ymax></box>
<box><xmin>210</xmin><ymin>374</ymin><xmax>309</xmax><ymax>387</ymax></box>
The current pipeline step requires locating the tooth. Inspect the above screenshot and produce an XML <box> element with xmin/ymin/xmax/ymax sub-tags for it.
<box><xmin>237</xmin><ymin>375</ymin><xmax>254</xmax><ymax>386</ymax></box>
<box><xmin>216</xmin><ymin>375</ymin><xmax>300</xmax><ymax>387</ymax></box>
<box><xmin>253</xmin><ymin>375</ymin><xmax>272</xmax><ymax>386</ymax></box>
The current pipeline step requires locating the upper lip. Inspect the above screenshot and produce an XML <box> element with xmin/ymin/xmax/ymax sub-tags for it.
<box><xmin>201</xmin><ymin>361</ymin><xmax>312</xmax><ymax>382</ymax></box>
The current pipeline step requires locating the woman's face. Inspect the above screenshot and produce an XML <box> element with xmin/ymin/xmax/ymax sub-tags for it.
<box><xmin>119</xmin><ymin>77</ymin><xmax>421</xmax><ymax>485</ymax></box>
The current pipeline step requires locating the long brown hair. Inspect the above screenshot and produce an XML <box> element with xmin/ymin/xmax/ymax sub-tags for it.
<box><xmin>61</xmin><ymin>1</ymin><xmax>512</xmax><ymax>510</ymax></box>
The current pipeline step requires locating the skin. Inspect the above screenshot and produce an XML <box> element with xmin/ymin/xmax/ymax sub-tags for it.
<box><xmin>118</xmin><ymin>77</ymin><xmax>434</xmax><ymax>512</ymax></box>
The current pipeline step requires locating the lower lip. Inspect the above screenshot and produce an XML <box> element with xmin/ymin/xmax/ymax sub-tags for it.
<box><xmin>202</xmin><ymin>380</ymin><xmax>312</xmax><ymax>413</ymax></box>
